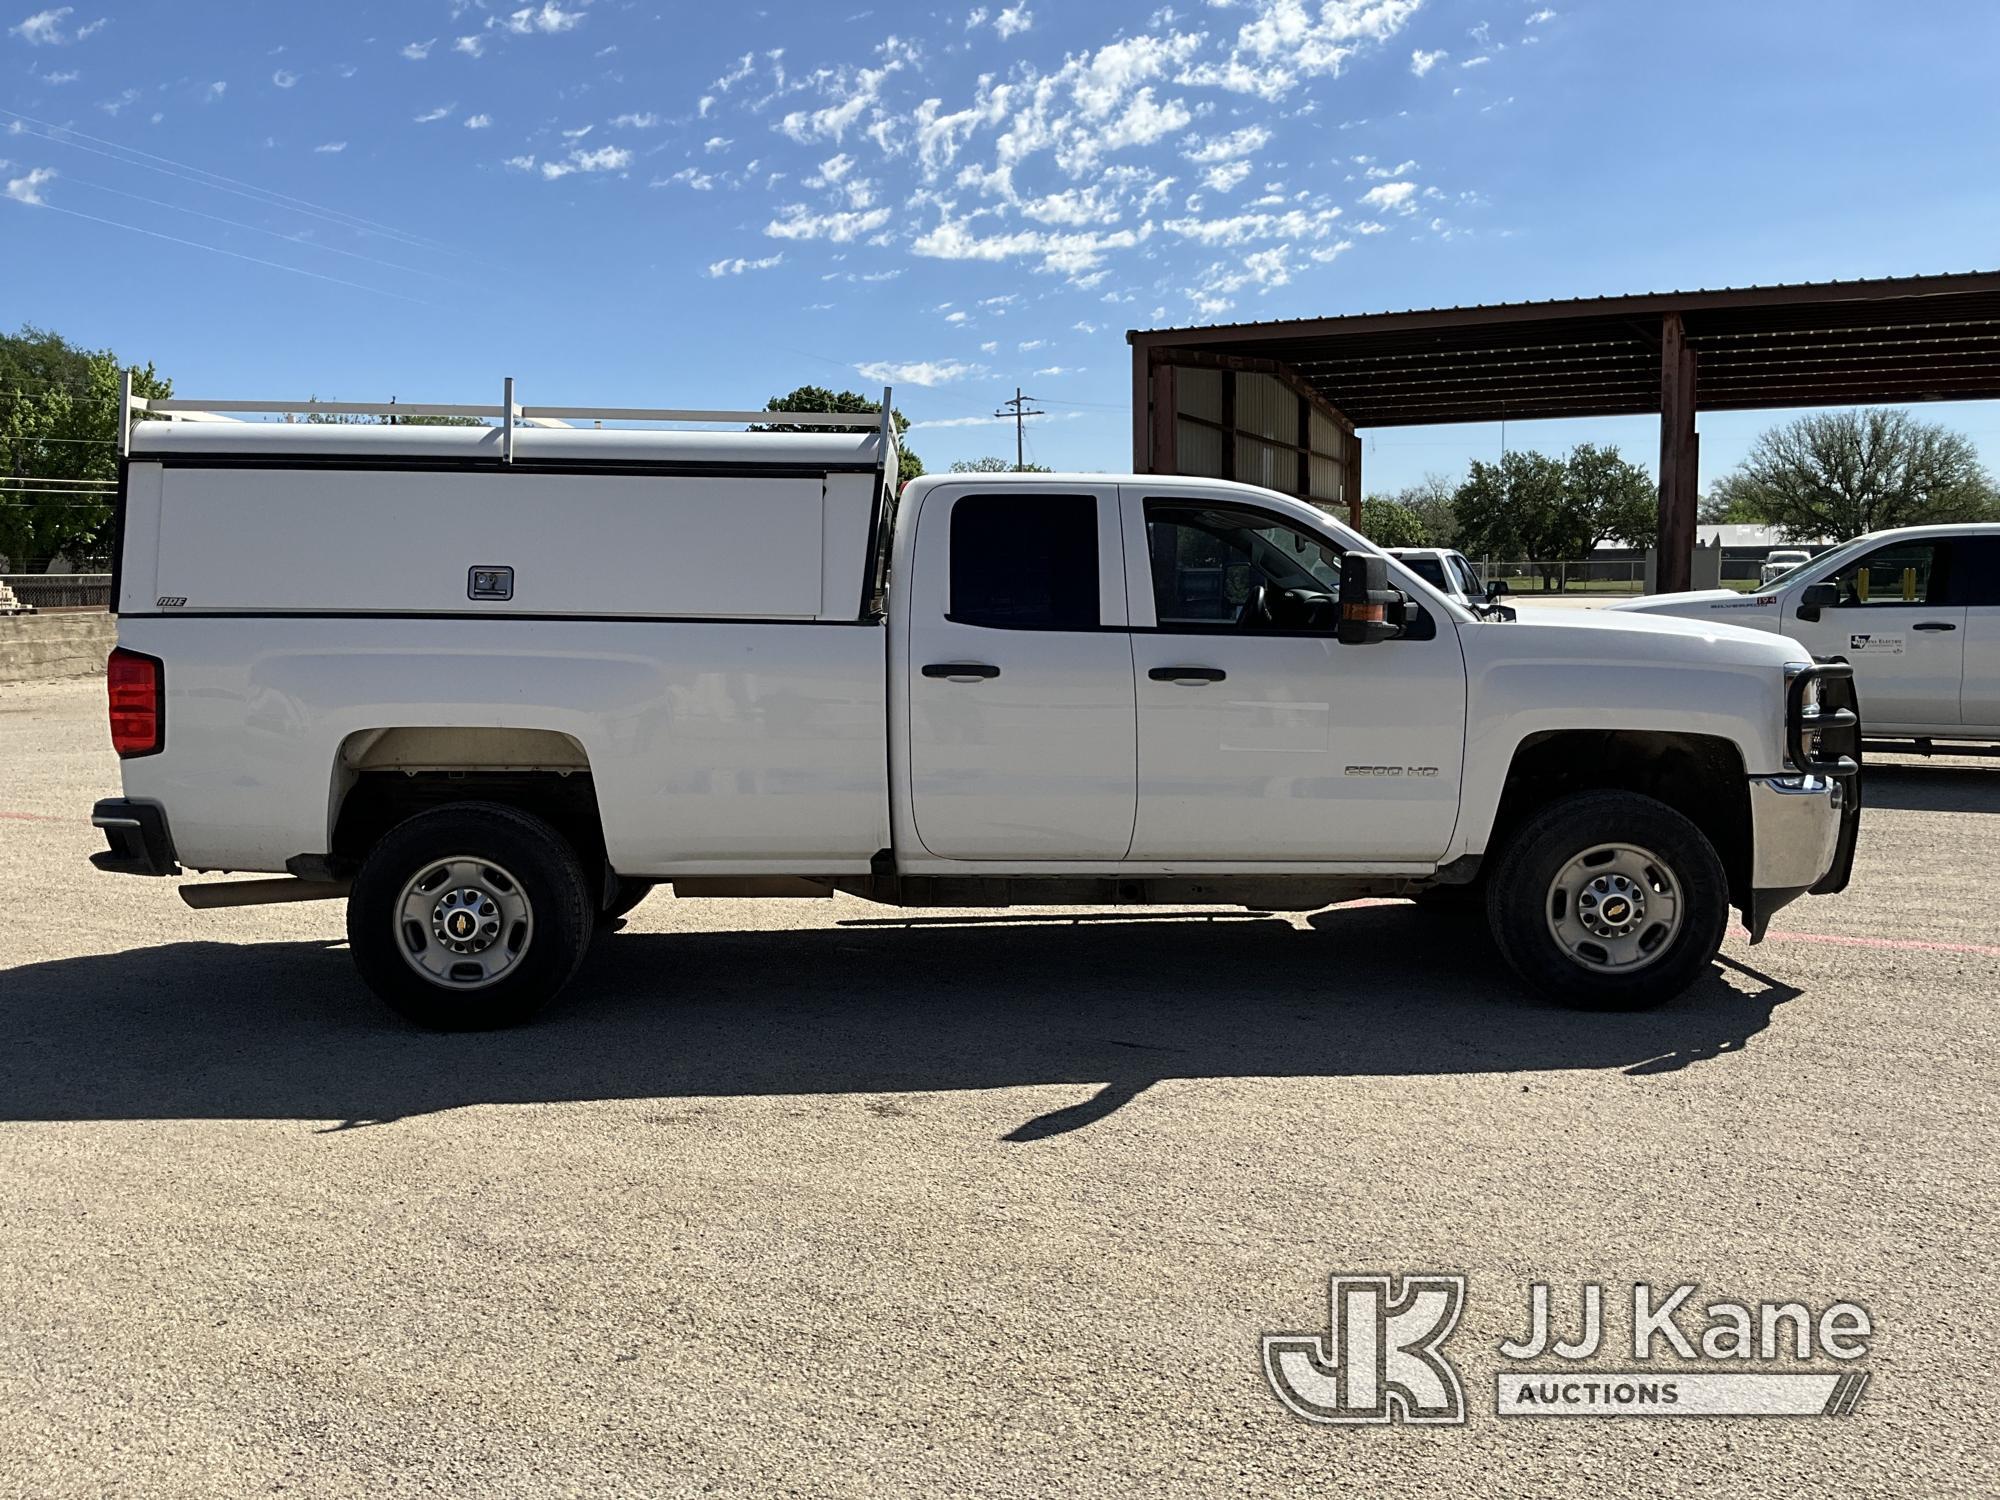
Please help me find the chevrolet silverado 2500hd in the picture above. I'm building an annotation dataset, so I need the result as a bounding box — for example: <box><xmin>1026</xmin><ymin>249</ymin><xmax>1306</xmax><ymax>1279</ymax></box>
<box><xmin>89</xmin><ymin>386</ymin><xmax>1861</xmax><ymax>1028</ymax></box>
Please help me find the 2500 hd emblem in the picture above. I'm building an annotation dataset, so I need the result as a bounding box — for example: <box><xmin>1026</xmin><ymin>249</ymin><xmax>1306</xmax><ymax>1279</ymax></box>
<box><xmin>1345</xmin><ymin>765</ymin><xmax>1440</xmax><ymax>777</ymax></box>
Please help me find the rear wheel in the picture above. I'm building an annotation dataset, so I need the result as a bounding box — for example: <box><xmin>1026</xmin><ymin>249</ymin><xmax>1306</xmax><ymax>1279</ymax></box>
<box><xmin>1485</xmin><ymin>790</ymin><xmax>1727</xmax><ymax>1010</ymax></box>
<box><xmin>347</xmin><ymin>802</ymin><xmax>594</xmax><ymax>1030</ymax></box>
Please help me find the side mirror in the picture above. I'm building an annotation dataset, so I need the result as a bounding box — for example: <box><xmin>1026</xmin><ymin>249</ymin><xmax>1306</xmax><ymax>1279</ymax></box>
<box><xmin>1337</xmin><ymin>553</ymin><xmax>1405</xmax><ymax>645</ymax></box>
<box><xmin>1485</xmin><ymin>578</ymin><xmax>1508</xmax><ymax>597</ymax></box>
<box><xmin>1796</xmin><ymin>581</ymin><xmax>1838</xmax><ymax>622</ymax></box>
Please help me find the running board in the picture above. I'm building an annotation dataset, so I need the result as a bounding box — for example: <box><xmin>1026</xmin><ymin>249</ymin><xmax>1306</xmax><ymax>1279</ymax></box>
<box><xmin>179</xmin><ymin>878</ymin><xmax>352</xmax><ymax>909</ymax></box>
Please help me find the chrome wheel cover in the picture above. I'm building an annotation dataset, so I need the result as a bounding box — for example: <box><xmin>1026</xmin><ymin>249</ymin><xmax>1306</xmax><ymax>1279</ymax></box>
<box><xmin>1545</xmin><ymin>843</ymin><xmax>1683</xmax><ymax>973</ymax></box>
<box><xmin>395</xmin><ymin>856</ymin><xmax>533</xmax><ymax>990</ymax></box>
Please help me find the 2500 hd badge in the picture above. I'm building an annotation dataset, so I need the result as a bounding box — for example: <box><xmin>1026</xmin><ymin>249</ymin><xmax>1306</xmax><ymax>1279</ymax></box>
<box><xmin>1344</xmin><ymin>765</ymin><xmax>1441</xmax><ymax>777</ymax></box>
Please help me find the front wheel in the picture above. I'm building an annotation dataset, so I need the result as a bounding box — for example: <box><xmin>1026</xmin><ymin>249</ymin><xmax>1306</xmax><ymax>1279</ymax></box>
<box><xmin>347</xmin><ymin>802</ymin><xmax>594</xmax><ymax>1030</ymax></box>
<box><xmin>1485</xmin><ymin>790</ymin><xmax>1728</xmax><ymax>1011</ymax></box>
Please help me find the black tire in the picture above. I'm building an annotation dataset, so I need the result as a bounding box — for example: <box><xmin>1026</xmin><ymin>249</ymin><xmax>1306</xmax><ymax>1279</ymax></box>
<box><xmin>347</xmin><ymin>801</ymin><xmax>594</xmax><ymax>1030</ymax></box>
<box><xmin>1485</xmin><ymin>790</ymin><xmax>1728</xmax><ymax>1011</ymax></box>
<box><xmin>597</xmin><ymin>876</ymin><xmax>655</xmax><ymax>927</ymax></box>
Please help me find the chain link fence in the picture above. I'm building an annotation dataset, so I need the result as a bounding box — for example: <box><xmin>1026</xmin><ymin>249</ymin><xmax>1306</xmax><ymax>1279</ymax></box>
<box><xmin>1478</xmin><ymin>559</ymin><xmax>1647</xmax><ymax>595</ymax></box>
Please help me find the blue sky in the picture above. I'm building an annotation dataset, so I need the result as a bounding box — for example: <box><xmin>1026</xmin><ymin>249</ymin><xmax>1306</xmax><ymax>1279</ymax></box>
<box><xmin>4</xmin><ymin>0</ymin><xmax>1997</xmax><ymax>488</ymax></box>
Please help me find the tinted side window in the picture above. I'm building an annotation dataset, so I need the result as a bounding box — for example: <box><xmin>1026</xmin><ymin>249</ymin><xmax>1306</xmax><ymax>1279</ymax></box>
<box><xmin>1951</xmin><ymin>538</ymin><xmax>2000</xmax><ymax>606</ymax></box>
<box><xmin>949</xmin><ymin>493</ymin><xmax>1099</xmax><ymax>629</ymax></box>
<box><xmin>1828</xmin><ymin>541</ymin><xmax>1945</xmax><ymax>607</ymax></box>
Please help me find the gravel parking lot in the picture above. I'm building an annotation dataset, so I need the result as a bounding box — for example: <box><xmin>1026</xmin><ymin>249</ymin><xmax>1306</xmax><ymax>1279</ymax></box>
<box><xmin>3</xmin><ymin>673</ymin><xmax>1995</xmax><ymax>1498</ymax></box>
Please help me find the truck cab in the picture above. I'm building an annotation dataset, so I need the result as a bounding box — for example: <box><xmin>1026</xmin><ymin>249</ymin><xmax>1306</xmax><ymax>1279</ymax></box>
<box><xmin>1611</xmin><ymin>522</ymin><xmax>2000</xmax><ymax>749</ymax></box>
<box><xmin>89</xmin><ymin>385</ymin><xmax>1862</xmax><ymax>1028</ymax></box>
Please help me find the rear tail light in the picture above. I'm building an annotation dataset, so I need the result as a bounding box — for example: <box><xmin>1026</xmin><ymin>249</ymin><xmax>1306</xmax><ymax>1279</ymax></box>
<box><xmin>107</xmin><ymin>647</ymin><xmax>164</xmax><ymax>758</ymax></box>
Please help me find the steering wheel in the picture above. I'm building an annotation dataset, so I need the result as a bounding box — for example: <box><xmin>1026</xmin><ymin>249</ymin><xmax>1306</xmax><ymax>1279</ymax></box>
<box><xmin>1239</xmin><ymin>582</ymin><xmax>1270</xmax><ymax>629</ymax></box>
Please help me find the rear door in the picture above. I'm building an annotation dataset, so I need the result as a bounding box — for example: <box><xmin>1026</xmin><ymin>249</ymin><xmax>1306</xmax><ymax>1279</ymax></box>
<box><xmin>903</xmin><ymin>485</ymin><xmax>1136</xmax><ymax>859</ymax></box>
<box><xmin>1955</xmin><ymin>536</ymin><xmax>2000</xmax><ymax>732</ymax></box>
<box><xmin>1788</xmin><ymin>537</ymin><xmax>1966</xmax><ymax>728</ymax></box>
<box><xmin>1121</xmin><ymin>489</ymin><xmax>1467</xmax><ymax>862</ymax></box>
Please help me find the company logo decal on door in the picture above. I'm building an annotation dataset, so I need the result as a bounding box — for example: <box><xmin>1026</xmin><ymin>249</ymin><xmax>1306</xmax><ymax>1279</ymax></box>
<box><xmin>1848</xmin><ymin>634</ymin><xmax>1904</xmax><ymax>655</ymax></box>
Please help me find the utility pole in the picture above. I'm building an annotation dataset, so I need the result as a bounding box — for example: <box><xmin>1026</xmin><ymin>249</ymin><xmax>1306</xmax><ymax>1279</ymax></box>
<box><xmin>994</xmin><ymin>387</ymin><xmax>1045</xmax><ymax>471</ymax></box>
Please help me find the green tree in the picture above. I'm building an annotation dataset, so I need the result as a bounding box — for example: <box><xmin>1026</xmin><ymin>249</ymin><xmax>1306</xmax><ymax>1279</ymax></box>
<box><xmin>1358</xmin><ymin>496</ymin><xmax>1428</xmax><ymax>547</ymax></box>
<box><xmin>1450</xmin><ymin>443</ymin><xmax>1653</xmax><ymax>591</ymax></box>
<box><xmin>0</xmin><ymin>325</ymin><xmax>171</xmax><ymax>569</ymax></box>
<box><xmin>1718</xmin><ymin>408</ymin><xmax>1999</xmax><ymax>541</ymax></box>
<box><xmin>949</xmin><ymin>455</ymin><xmax>1051</xmax><ymax>473</ymax></box>
<box><xmin>758</xmin><ymin>385</ymin><xmax>924</xmax><ymax>485</ymax></box>
<box><xmin>1562</xmin><ymin>442</ymin><xmax>1656</xmax><ymax>550</ymax></box>
<box><xmin>1700</xmin><ymin>472</ymin><xmax>1768</xmax><ymax>524</ymax></box>
<box><xmin>1374</xmin><ymin>473</ymin><xmax>1460</xmax><ymax>548</ymax></box>
<box><xmin>1450</xmin><ymin>450</ymin><xmax>1568</xmax><ymax>586</ymax></box>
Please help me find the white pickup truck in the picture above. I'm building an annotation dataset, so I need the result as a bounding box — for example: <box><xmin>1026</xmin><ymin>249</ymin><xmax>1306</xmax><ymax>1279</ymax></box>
<box><xmin>90</xmin><ymin>387</ymin><xmax>1861</xmax><ymax>1028</ymax></box>
<box><xmin>1611</xmin><ymin>522</ymin><xmax>2000</xmax><ymax>751</ymax></box>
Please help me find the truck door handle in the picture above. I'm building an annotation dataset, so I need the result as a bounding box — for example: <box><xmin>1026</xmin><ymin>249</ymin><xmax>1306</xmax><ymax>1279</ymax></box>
<box><xmin>1912</xmin><ymin>621</ymin><xmax>1957</xmax><ymax>632</ymax></box>
<box><xmin>922</xmin><ymin>662</ymin><xmax>1001</xmax><ymax>680</ymax></box>
<box><xmin>1149</xmin><ymin>665</ymin><xmax>1227</xmax><ymax>684</ymax></box>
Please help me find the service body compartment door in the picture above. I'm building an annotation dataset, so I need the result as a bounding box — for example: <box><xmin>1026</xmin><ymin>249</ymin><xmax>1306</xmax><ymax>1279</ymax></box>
<box><xmin>1121</xmin><ymin>488</ymin><xmax>1466</xmax><ymax>862</ymax></box>
<box><xmin>904</xmin><ymin>486</ymin><xmax>1136</xmax><ymax>859</ymax></box>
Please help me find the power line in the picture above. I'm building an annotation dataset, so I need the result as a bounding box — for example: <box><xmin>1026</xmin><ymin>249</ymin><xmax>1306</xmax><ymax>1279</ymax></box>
<box><xmin>993</xmin><ymin>388</ymin><xmax>1045</xmax><ymax>472</ymax></box>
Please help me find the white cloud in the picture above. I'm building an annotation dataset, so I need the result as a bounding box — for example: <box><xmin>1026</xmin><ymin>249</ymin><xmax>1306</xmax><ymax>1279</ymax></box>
<box><xmin>541</xmin><ymin>144</ymin><xmax>632</xmax><ymax>179</ymax></box>
<box><xmin>454</xmin><ymin>35</ymin><xmax>485</xmax><ymax>57</ymax></box>
<box><xmin>764</xmin><ymin>204</ymin><xmax>892</xmax><ymax>241</ymax></box>
<box><xmin>314</xmin><ymin>140</ymin><xmax>346</xmax><ymax>153</ymax></box>
<box><xmin>272</xmin><ymin>68</ymin><xmax>298</xmax><ymax>88</ymax></box>
<box><xmin>707</xmin><ymin>252</ymin><xmax>783</xmax><ymax>276</ymax></box>
<box><xmin>1410</xmin><ymin>47</ymin><xmax>1446</xmax><ymax>76</ymax></box>
<box><xmin>656</xmin><ymin>166</ymin><xmax>715</xmax><ymax>189</ymax></box>
<box><xmin>402</xmin><ymin>38</ymin><xmax>435</xmax><ymax>61</ymax></box>
<box><xmin>5</xmin><ymin>165</ymin><xmax>54</xmax><ymax>204</ymax></box>
<box><xmin>1460</xmin><ymin>55</ymin><xmax>1491</xmax><ymax>68</ymax></box>
<box><xmin>703</xmin><ymin>134</ymin><xmax>731</xmax><ymax>151</ymax></box>
<box><xmin>945</xmin><ymin>310</ymin><xmax>969</xmax><ymax>323</ymax></box>
<box><xmin>1359</xmin><ymin>179</ymin><xmax>1418</xmax><ymax>213</ymax></box>
<box><xmin>1182</xmin><ymin>125</ymin><xmax>1271</xmax><ymax>164</ymax></box>
<box><xmin>1527</xmin><ymin>8</ymin><xmax>1557</xmax><ymax>23</ymax></box>
<box><xmin>39</xmin><ymin>67</ymin><xmax>76</xmax><ymax>83</ymax></box>
<box><xmin>610</xmin><ymin>112</ymin><xmax>660</xmax><ymax>129</ymax></box>
<box><xmin>504</xmin><ymin>154</ymin><xmax>537</xmax><ymax>171</ymax></box>
<box><xmin>205</xmin><ymin>81</ymin><xmax>226</xmax><ymax>100</ymax></box>
<box><xmin>913</xmin><ymin>218</ymin><xmax>1154</xmax><ymax>279</ymax></box>
<box><xmin>1186</xmin><ymin>0</ymin><xmax>1423</xmax><ymax>98</ymax></box>
<box><xmin>854</xmin><ymin>358</ymin><xmax>985</xmax><ymax>387</ymax></box>
<box><xmin>506</xmin><ymin>3</ymin><xmax>583</xmax><ymax>34</ymax></box>
<box><xmin>1202</xmin><ymin>160</ymin><xmax>1252</xmax><ymax>192</ymax></box>
<box><xmin>75</xmin><ymin>15</ymin><xmax>105</xmax><ymax>40</ymax></box>
<box><xmin>562</xmin><ymin>124</ymin><xmax>592</xmax><ymax>139</ymax></box>
<box><xmin>464</xmin><ymin>113</ymin><xmax>491</xmax><ymax>129</ymax></box>
<box><xmin>993</xmin><ymin>4</ymin><xmax>1033</xmax><ymax>39</ymax></box>
<box><xmin>95</xmin><ymin>86</ymin><xmax>136</xmax><ymax>114</ymax></box>
<box><xmin>1017</xmin><ymin>339</ymin><xmax>1045</xmax><ymax>351</ymax></box>
<box><xmin>10</xmin><ymin>7</ymin><xmax>70</xmax><ymax>45</ymax></box>
<box><xmin>414</xmin><ymin>104</ymin><xmax>453</xmax><ymax>123</ymax></box>
<box><xmin>1161</xmin><ymin>206</ymin><xmax>1343</xmax><ymax>245</ymax></box>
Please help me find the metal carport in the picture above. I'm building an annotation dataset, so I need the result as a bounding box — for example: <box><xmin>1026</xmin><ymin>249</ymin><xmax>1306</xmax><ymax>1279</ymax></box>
<box><xmin>1129</xmin><ymin>270</ymin><xmax>2000</xmax><ymax>591</ymax></box>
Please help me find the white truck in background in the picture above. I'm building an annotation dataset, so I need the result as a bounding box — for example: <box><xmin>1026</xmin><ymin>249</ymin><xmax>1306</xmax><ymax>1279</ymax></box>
<box><xmin>91</xmin><ymin>384</ymin><xmax>1861</xmax><ymax>1029</ymax></box>
<box><xmin>1612</xmin><ymin>522</ymin><xmax>2000</xmax><ymax>752</ymax></box>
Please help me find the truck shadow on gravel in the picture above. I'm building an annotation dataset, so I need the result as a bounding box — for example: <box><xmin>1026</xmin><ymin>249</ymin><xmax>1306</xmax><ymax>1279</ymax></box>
<box><xmin>0</xmin><ymin>903</ymin><xmax>1801</xmax><ymax>1137</ymax></box>
<box><xmin>1864</xmin><ymin>762</ymin><xmax>2000</xmax><ymax>815</ymax></box>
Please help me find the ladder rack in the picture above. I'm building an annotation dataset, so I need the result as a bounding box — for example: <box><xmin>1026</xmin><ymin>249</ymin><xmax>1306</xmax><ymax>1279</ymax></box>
<box><xmin>119</xmin><ymin>373</ymin><xmax>899</xmax><ymax>471</ymax></box>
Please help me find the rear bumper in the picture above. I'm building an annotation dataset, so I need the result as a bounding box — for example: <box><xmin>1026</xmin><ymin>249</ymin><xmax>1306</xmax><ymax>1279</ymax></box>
<box><xmin>90</xmin><ymin>798</ymin><xmax>180</xmax><ymax>876</ymax></box>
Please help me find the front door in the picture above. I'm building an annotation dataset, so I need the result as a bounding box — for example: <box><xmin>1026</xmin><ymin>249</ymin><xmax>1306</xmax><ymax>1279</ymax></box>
<box><xmin>904</xmin><ymin>485</ymin><xmax>1136</xmax><ymax>859</ymax></box>
<box><xmin>1121</xmin><ymin>489</ymin><xmax>1467</xmax><ymax>862</ymax></box>
<box><xmin>1789</xmin><ymin>537</ymin><xmax>1966</xmax><ymax>728</ymax></box>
